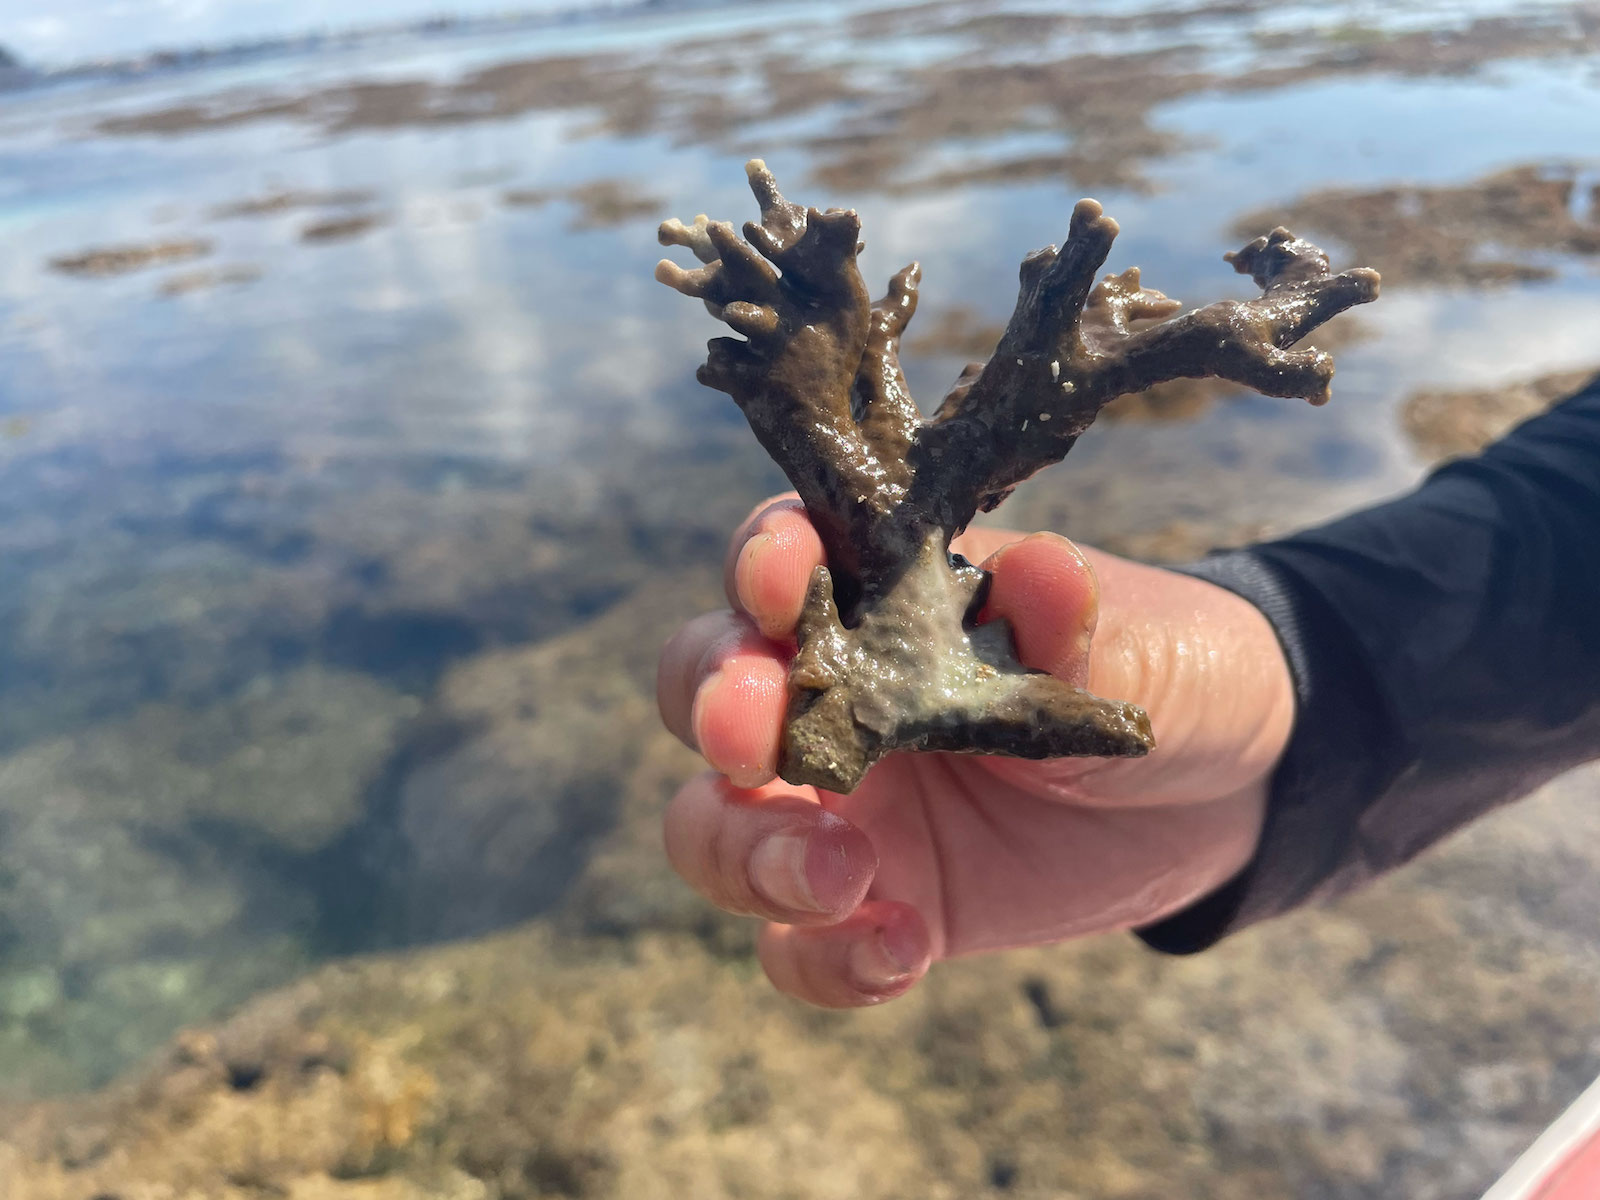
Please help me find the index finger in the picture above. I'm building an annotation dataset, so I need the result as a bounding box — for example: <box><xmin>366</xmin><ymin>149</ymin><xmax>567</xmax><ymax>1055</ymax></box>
<box><xmin>723</xmin><ymin>493</ymin><xmax>825</xmax><ymax>639</ymax></box>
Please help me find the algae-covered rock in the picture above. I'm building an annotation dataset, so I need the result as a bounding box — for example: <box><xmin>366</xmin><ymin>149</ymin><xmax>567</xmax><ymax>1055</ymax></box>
<box><xmin>338</xmin><ymin>573</ymin><xmax>720</xmax><ymax>945</ymax></box>
<box><xmin>0</xmin><ymin>668</ymin><xmax>419</xmax><ymax>1097</ymax></box>
<box><xmin>5</xmin><ymin>761</ymin><xmax>1599</xmax><ymax>1200</ymax></box>
<box><xmin>1403</xmin><ymin>366</ymin><xmax>1599</xmax><ymax>463</ymax></box>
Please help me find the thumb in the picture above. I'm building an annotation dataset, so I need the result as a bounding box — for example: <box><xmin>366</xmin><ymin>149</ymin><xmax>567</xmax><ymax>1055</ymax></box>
<box><xmin>980</xmin><ymin>539</ymin><xmax>1296</xmax><ymax>808</ymax></box>
<box><xmin>978</xmin><ymin>531</ymin><xmax>1099</xmax><ymax>689</ymax></box>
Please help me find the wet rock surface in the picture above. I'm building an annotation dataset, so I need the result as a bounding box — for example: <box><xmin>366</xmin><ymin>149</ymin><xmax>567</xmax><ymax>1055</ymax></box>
<box><xmin>4</xmin><ymin>762</ymin><xmax>1599</xmax><ymax>1199</ymax></box>
<box><xmin>158</xmin><ymin>264</ymin><xmax>263</xmax><ymax>296</ymax></box>
<box><xmin>210</xmin><ymin>189</ymin><xmax>378</xmax><ymax>220</ymax></box>
<box><xmin>299</xmin><ymin>214</ymin><xmax>386</xmax><ymax>244</ymax></box>
<box><xmin>49</xmin><ymin>239</ymin><xmax>212</xmax><ymax>277</ymax></box>
<box><xmin>1235</xmin><ymin>166</ymin><xmax>1600</xmax><ymax>286</ymax></box>
<box><xmin>81</xmin><ymin>3</ymin><xmax>1600</xmax><ymax>200</ymax></box>
<box><xmin>499</xmin><ymin>179</ymin><xmax>668</xmax><ymax>229</ymax></box>
<box><xmin>1403</xmin><ymin>365</ymin><xmax>1600</xmax><ymax>461</ymax></box>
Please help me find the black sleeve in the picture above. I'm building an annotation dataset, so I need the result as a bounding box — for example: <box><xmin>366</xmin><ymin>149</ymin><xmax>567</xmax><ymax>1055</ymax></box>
<box><xmin>1138</xmin><ymin>374</ymin><xmax>1600</xmax><ymax>954</ymax></box>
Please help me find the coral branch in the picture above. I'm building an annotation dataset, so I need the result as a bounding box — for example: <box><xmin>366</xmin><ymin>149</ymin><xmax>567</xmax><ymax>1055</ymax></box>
<box><xmin>656</xmin><ymin>161</ymin><xmax>908</xmax><ymax>585</ymax></box>
<box><xmin>657</xmin><ymin>163</ymin><xmax>1379</xmax><ymax>792</ymax></box>
<box><xmin>853</xmin><ymin>263</ymin><xmax>924</xmax><ymax>464</ymax></box>
<box><xmin>1107</xmin><ymin>227</ymin><xmax>1382</xmax><ymax>405</ymax></box>
<box><xmin>917</xmin><ymin>203</ymin><xmax>1380</xmax><ymax>524</ymax></box>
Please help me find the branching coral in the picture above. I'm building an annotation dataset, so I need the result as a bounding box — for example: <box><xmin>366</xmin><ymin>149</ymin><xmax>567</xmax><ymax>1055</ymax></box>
<box><xmin>658</xmin><ymin>161</ymin><xmax>1379</xmax><ymax>792</ymax></box>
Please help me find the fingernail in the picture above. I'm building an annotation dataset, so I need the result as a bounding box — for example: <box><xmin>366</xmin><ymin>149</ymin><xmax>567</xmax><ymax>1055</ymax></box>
<box><xmin>1079</xmin><ymin>552</ymin><xmax>1100</xmax><ymax>639</ymax></box>
<box><xmin>1075</xmin><ymin>629</ymin><xmax>1094</xmax><ymax>664</ymax></box>
<box><xmin>734</xmin><ymin>532</ymin><xmax>772</xmax><ymax>616</ymax></box>
<box><xmin>689</xmin><ymin>668</ymin><xmax>725</xmax><ymax>753</ymax></box>
<box><xmin>750</xmin><ymin>831</ymin><xmax>825</xmax><ymax>913</ymax></box>
<box><xmin>849</xmin><ymin>926</ymin><xmax>920</xmax><ymax>992</ymax></box>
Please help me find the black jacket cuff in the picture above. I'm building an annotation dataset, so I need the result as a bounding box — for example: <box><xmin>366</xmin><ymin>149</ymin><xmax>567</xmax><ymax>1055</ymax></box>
<box><xmin>1135</xmin><ymin>550</ymin><xmax>1397</xmax><ymax>954</ymax></box>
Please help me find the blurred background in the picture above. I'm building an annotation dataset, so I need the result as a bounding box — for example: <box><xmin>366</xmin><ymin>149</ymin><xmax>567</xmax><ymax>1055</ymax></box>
<box><xmin>0</xmin><ymin>0</ymin><xmax>1598</xmax><ymax>1195</ymax></box>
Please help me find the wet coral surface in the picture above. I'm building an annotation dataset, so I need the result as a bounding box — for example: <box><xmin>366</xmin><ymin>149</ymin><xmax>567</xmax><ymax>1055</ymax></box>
<box><xmin>1</xmin><ymin>0</ymin><xmax>1599</xmax><ymax>1195</ymax></box>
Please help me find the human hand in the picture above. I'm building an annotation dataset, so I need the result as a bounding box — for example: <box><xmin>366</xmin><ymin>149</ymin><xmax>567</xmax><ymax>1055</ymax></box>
<box><xmin>657</xmin><ymin>494</ymin><xmax>1295</xmax><ymax>1007</ymax></box>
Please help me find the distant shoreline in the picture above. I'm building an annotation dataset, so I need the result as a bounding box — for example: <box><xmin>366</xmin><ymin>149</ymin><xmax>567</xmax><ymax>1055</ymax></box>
<box><xmin>0</xmin><ymin>0</ymin><xmax>767</xmax><ymax>93</ymax></box>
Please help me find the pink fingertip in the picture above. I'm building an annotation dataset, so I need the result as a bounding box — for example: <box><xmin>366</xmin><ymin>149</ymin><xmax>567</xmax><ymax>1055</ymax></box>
<box><xmin>983</xmin><ymin>532</ymin><xmax>1098</xmax><ymax>684</ymax></box>
<box><xmin>879</xmin><ymin>910</ymin><xmax>930</xmax><ymax>974</ymax></box>
<box><xmin>737</xmin><ymin>511</ymin><xmax>824</xmax><ymax>637</ymax></box>
<box><xmin>691</xmin><ymin>655</ymin><xmax>787</xmax><ymax>787</ymax></box>
<box><xmin>733</xmin><ymin>532</ymin><xmax>775</xmax><ymax>620</ymax></box>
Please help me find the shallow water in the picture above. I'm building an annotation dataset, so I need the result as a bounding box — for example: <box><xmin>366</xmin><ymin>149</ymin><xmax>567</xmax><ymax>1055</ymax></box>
<box><xmin>1</xmin><ymin>0</ymin><xmax>1598</xmax><ymax>1193</ymax></box>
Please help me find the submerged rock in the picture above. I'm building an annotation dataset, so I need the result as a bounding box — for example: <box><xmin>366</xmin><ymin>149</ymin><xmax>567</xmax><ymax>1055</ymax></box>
<box><xmin>1403</xmin><ymin>366</ymin><xmax>1600</xmax><ymax>463</ymax></box>
<box><xmin>0</xmin><ymin>668</ymin><xmax>419</xmax><ymax>1097</ymax></box>
<box><xmin>48</xmin><ymin>239</ymin><xmax>212</xmax><ymax>278</ymax></box>
<box><xmin>5</xmin><ymin>765</ymin><xmax>1599</xmax><ymax>1199</ymax></box>
<box><xmin>330</xmin><ymin>572</ymin><xmax>718</xmax><ymax>945</ymax></box>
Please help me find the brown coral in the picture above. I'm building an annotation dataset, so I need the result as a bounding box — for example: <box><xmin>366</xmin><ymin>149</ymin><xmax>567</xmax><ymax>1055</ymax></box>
<box><xmin>657</xmin><ymin>161</ymin><xmax>1379</xmax><ymax>792</ymax></box>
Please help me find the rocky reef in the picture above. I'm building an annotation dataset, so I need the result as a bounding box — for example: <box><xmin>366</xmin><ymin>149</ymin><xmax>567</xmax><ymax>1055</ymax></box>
<box><xmin>0</xmin><ymin>667</ymin><xmax>419</xmax><ymax>1097</ymax></box>
<box><xmin>49</xmin><ymin>239</ymin><xmax>212</xmax><ymax>278</ymax></box>
<box><xmin>1403</xmin><ymin>366</ymin><xmax>1600</xmax><ymax>461</ymax></box>
<box><xmin>1235</xmin><ymin>166</ymin><xmax>1600</xmax><ymax>286</ymax></box>
<box><xmin>5</xmin><ymin>752</ymin><xmax>1597</xmax><ymax>1200</ymax></box>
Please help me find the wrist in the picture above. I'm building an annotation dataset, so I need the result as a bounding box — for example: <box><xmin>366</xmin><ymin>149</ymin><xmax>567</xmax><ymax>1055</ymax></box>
<box><xmin>1139</xmin><ymin>548</ymin><xmax>1393</xmax><ymax>953</ymax></box>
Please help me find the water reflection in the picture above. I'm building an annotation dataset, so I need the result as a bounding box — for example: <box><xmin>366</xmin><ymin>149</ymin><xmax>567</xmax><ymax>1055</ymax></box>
<box><xmin>0</xmin><ymin>1</ymin><xmax>1598</xmax><ymax>1196</ymax></box>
